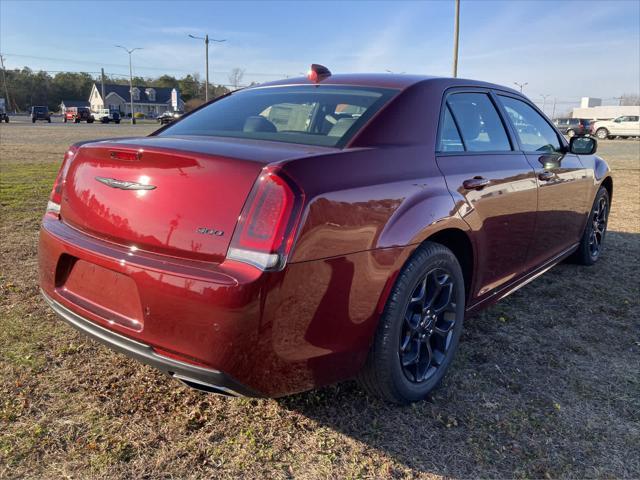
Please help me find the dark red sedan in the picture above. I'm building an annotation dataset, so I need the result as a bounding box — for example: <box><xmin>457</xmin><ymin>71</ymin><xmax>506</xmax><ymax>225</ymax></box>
<box><xmin>39</xmin><ymin>67</ymin><xmax>612</xmax><ymax>403</ymax></box>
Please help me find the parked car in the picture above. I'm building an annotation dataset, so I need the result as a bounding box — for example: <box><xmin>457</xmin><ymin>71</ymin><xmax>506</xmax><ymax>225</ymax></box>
<box><xmin>64</xmin><ymin>107</ymin><xmax>94</xmax><ymax>124</ymax></box>
<box><xmin>157</xmin><ymin>110</ymin><xmax>183</xmax><ymax>125</ymax></box>
<box><xmin>591</xmin><ymin>115</ymin><xmax>640</xmax><ymax>139</ymax></box>
<box><xmin>553</xmin><ymin>117</ymin><xmax>591</xmax><ymax>137</ymax></box>
<box><xmin>92</xmin><ymin>108</ymin><xmax>121</xmax><ymax>124</ymax></box>
<box><xmin>0</xmin><ymin>98</ymin><xmax>8</xmax><ymax>123</ymax></box>
<box><xmin>31</xmin><ymin>106</ymin><xmax>51</xmax><ymax>123</ymax></box>
<box><xmin>39</xmin><ymin>68</ymin><xmax>612</xmax><ymax>403</ymax></box>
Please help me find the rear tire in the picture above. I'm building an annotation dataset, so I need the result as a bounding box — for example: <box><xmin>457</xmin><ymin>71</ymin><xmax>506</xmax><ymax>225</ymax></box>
<box><xmin>47</xmin><ymin>118</ymin><xmax>51</xmax><ymax>123</ymax></box>
<box><xmin>358</xmin><ymin>242</ymin><xmax>465</xmax><ymax>404</ymax></box>
<box><xmin>572</xmin><ymin>186</ymin><xmax>610</xmax><ymax>265</ymax></box>
<box><xmin>567</xmin><ymin>129</ymin><xmax>576</xmax><ymax>138</ymax></box>
<box><xmin>32</xmin><ymin>118</ymin><xmax>36</xmax><ymax>123</ymax></box>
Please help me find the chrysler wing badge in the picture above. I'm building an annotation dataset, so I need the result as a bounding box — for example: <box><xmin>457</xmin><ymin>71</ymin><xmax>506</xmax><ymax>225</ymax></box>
<box><xmin>95</xmin><ymin>177</ymin><xmax>157</xmax><ymax>191</ymax></box>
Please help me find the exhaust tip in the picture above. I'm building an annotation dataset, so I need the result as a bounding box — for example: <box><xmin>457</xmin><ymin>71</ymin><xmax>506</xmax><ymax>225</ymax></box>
<box><xmin>172</xmin><ymin>374</ymin><xmax>240</xmax><ymax>397</ymax></box>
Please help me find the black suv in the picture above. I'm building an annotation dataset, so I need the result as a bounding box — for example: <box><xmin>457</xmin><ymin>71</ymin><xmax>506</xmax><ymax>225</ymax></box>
<box><xmin>31</xmin><ymin>106</ymin><xmax>51</xmax><ymax>123</ymax></box>
<box><xmin>553</xmin><ymin>117</ymin><xmax>591</xmax><ymax>137</ymax></box>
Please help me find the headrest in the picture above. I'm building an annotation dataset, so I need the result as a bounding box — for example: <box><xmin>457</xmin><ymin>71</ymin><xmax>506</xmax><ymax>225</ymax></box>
<box><xmin>243</xmin><ymin>116</ymin><xmax>277</xmax><ymax>133</ymax></box>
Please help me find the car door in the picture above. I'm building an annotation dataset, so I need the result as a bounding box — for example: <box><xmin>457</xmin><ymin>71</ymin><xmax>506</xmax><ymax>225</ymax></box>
<box><xmin>610</xmin><ymin>116</ymin><xmax>626</xmax><ymax>135</ymax></box>
<box><xmin>496</xmin><ymin>94</ymin><xmax>591</xmax><ymax>267</ymax></box>
<box><xmin>436</xmin><ymin>90</ymin><xmax>538</xmax><ymax>300</ymax></box>
<box><xmin>622</xmin><ymin>115</ymin><xmax>640</xmax><ymax>135</ymax></box>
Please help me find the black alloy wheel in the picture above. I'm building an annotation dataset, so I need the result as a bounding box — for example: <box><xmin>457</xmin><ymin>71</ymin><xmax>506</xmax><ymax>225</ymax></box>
<box><xmin>399</xmin><ymin>268</ymin><xmax>457</xmax><ymax>384</ymax></box>
<box><xmin>358</xmin><ymin>241</ymin><xmax>465</xmax><ymax>404</ymax></box>
<box><xmin>589</xmin><ymin>194</ymin><xmax>608</xmax><ymax>258</ymax></box>
<box><xmin>572</xmin><ymin>186</ymin><xmax>610</xmax><ymax>266</ymax></box>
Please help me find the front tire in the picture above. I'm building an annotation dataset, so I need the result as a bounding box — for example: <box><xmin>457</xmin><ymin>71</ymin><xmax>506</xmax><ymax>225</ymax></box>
<box><xmin>596</xmin><ymin>128</ymin><xmax>609</xmax><ymax>140</ymax></box>
<box><xmin>572</xmin><ymin>186</ymin><xmax>610</xmax><ymax>265</ymax></box>
<box><xmin>567</xmin><ymin>129</ymin><xmax>576</xmax><ymax>138</ymax></box>
<box><xmin>358</xmin><ymin>242</ymin><xmax>465</xmax><ymax>404</ymax></box>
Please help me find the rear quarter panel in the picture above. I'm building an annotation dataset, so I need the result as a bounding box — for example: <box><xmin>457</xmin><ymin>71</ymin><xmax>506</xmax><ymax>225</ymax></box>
<box><xmin>283</xmin><ymin>145</ymin><xmax>463</xmax><ymax>263</ymax></box>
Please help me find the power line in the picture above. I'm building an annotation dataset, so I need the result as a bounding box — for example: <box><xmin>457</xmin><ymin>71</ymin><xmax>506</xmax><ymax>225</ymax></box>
<box><xmin>1</xmin><ymin>52</ymin><xmax>289</xmax><ymax>78</ymax></box>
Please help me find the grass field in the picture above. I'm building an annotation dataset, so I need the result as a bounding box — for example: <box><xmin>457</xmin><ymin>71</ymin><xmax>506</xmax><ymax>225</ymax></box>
<box><xmin>1</xmin><ymin>122</ymin><xmax>639</xmax><ymax>479</ymax></box>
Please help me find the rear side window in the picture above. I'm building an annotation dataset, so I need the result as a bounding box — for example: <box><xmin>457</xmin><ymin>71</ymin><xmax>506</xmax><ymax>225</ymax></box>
<box><xmin>447</xmin><ymin>93</ymin><xmax>511</xmax><ymax>152</ymax></box>
<box><xmin>498</xmin><ymin>96</ymin><xmax>561</xmax><ymax>153</ymax></box>
<box><xmin>438</xmin><ymin>106</ymin><xmax>464</xmax><ymax>152</ymax></box>
<box><xmin>159</xmin><ymin>85</ymin><xmax>397</xmax><ymax>147</ymax></box>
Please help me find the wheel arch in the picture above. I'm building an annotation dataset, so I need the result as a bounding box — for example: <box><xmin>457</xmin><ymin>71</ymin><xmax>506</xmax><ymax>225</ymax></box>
<box><xmin>601</xmin><ymin>175</ymin><xmax>613</xmax><ymax>201</ymax></box>
<box><xmin>423</xmin><ymin>228</ymin><xmax>474</xmax><ymax>304</ymax></box>
<box><xmin>376</xmin><ymin>226</ymin><xmax>475</xmax><ymax>315</ymax></box>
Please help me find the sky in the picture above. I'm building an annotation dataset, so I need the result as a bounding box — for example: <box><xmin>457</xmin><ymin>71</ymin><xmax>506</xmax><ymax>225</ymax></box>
<box><xmin>1</xmin><ymin>0</ymin><xmax>639</xmax><ymax>113</ymax></box>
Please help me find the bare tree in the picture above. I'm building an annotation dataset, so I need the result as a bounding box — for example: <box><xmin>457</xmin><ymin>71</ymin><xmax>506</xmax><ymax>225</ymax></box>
<box><xmin>619</xmin><ymin>93</ymin><xmax>640</xmax><ymax>106</ymax></box>
<box><xmin>228</xmin><ymin>68</ymin><xmax>245</xmax><ymax>90</ymax></box>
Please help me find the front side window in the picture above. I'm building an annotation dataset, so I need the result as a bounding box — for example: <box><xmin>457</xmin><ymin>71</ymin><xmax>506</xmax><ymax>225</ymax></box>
<box><xmin>498</xmin><ymin>96</ymin><xmax>561</xmax><ymax>153</ymax></box>
<box><xmin>159</xmin><ymin>85</ymin><xmax>397</xmax><ymax>147</ymax></box>
<box><xmin>447</xmin><ymin>93</ymin><xmax>511</xmax><ymax>152</ymax></box>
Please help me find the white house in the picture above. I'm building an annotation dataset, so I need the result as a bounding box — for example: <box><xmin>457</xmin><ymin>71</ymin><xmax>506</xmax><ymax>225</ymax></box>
<box><xmin>89</xmin><ymin>83</ymin><xmax>184</xmax><ymax>116</ymax></box>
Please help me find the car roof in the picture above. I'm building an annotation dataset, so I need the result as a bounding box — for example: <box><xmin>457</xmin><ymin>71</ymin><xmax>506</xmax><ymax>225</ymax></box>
<box><xmin>255</xmin><ymin>73</ymin><xmax>521</xmax><ymax>94</ymax></box>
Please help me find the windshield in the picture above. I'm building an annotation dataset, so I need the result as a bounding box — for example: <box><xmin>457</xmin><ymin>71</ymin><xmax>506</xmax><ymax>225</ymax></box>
<box><xmin>158</xmin><ymin>85</ymin><xmax>397</xmax><ymax>147</ymax></box>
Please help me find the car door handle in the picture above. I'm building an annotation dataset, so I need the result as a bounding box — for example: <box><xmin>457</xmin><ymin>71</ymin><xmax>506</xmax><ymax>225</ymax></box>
<box><xmin>538</xmin><ymin>171</ymin><xmax>555</xmax><ymax>181</ymax></box>
<box><xmin>463</xmin><ymin>177</ymin><xmax>491</xmax><ymax>190</ymax></box>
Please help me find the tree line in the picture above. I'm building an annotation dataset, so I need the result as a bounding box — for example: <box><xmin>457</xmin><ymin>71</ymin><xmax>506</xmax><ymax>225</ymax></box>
<box><xmin>0</xmin><ymin>67</ymin><xmax>244</xmax><ymax>112</ymax></box>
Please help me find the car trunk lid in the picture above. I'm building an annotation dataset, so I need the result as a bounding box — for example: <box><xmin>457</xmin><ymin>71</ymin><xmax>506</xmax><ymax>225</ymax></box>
<box><xmin>61</xmin><ymin>136</ymin><xmax>331</xmax><ymax>263</ymax></box>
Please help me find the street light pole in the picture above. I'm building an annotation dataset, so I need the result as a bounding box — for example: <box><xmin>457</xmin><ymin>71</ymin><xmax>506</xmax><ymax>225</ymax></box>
<box><xmin>115</xmin><ymin>45</ymin><xmax>142</xmax><ymax>124</ymax></box>
<box><xmin>452</xmin><ymin>0</ymin><xmax>460</xmax><ymax>78</ymax></box>
<box><xmin>189</xmin><ymin>34</ymin><xmax>226</xmax><ymax>102</ymax></box>
<box><xmin>514</xmin><ymin>81</ymin><xmax>528</xmax><ymax>93</ymax></box>
<box><xmin>540</xmin><ymin>94</ymin><xmax>550</xmax><ymax>115</ymax></box>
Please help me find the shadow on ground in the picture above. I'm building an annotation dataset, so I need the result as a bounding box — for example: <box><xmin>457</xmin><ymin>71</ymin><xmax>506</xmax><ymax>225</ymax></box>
<box><xmin>278</xmin><ymin>231</ymin><xmax>640</xmax><ymax>478</ymax></box>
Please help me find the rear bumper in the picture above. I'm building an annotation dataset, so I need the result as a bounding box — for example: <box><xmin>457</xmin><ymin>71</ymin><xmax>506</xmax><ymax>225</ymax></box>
<box><xmin>38</xmin><ymin>216</ymin><xmax>404</xmax><ymax>397</ymax></box>
<box><xmin>41</xmin><ymin>289</ymin><xmax>260</xmax><ymax>397</ymax></box>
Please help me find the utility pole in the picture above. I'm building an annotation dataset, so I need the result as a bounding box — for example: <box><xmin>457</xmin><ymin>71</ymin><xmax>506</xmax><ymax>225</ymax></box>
<box><xmin>540</xmin><ymin>94</ymin><xmax>550</xmax><ymax>115</ymax></box>
<box><xmin>452</xmin><ymin>0</ymin><xmax>460</xmax><ymax>78</ymax></box>
<box><xmin>100</xmin><ymin>68</ymin><xmax>106</xmax><ymax>108</ymax></box>
<box><xmin>189</xmin><ymin>33</ymin><xmax>226</xmax><ymax>102</ymax></box>
<box><xmin>514</xmin><ymin>81</ymin><xmax>528</xmax><ymax>93</ymax></box>
<box><xmin>115</xmin><ymin>45</ymin><xmax>142</xmax><ymax>124</ymax></box>
<box><xmin>551</xmin><ymin>97</ymin><xmax>557</xmax><ymax>119</ymax></box>
<box><xmin>0</xmin><ymin>54</ymin><xmax>13</xmax><ymax>113</ymax></box>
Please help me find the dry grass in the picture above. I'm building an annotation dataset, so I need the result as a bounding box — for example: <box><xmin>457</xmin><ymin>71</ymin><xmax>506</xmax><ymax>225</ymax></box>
<box><xmin>1</xmin><ymin>121</ymin><xmax>639</xmax><ymax>479</ymax></box>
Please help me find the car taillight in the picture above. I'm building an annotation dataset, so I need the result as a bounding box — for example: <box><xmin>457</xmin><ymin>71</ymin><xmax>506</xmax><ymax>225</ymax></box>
<box><xmin>46</xmin><ymin>145</ymin><xmax>78</xmax><ymax>216</ymax></box>
<box><xmin>227</xmin><ymin>167</ymin><xmax>304</xmax><ymax>271</ymax></box>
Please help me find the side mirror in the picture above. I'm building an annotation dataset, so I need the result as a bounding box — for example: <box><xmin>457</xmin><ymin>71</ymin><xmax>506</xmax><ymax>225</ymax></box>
<box><xmin>569</xmin><ymin>136</ymin><xmax>597</xmax><ymax>155</ymax></box>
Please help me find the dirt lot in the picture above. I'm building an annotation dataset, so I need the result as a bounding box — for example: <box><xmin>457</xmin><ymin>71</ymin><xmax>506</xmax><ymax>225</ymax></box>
<box><xmin>1</xmin><ymin>122</ymin><xmax>639</xmax><ymax>479</ymax></box>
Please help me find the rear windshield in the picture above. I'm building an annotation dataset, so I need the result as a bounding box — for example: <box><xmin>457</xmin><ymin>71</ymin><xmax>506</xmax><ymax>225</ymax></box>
<box><xmin>158</xmin><ymin>85</ymin><xmax>397</xmax><ymax>147</ymax></box>
<box><xmin>33</xmin><ymin>106</ymin><xmax>47</xmax><ymax>112</ymax></box>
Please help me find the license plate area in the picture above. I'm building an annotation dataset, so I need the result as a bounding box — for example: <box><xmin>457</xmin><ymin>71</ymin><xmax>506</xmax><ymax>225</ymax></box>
<box><xmin>55</xmin><ymin>256</ymin><xmax>143</xmax><ymax>331</ymax></box>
